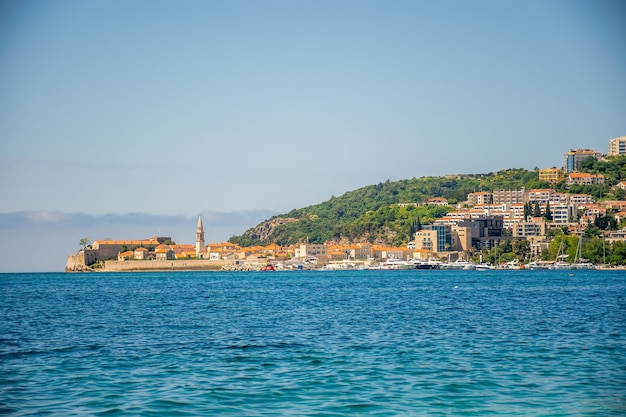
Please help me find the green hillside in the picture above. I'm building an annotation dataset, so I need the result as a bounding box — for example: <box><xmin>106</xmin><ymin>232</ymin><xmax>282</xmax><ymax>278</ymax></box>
<box><xmin>230</xmin><ymin>168</ymin><xmax>540</xmax><ymax>247</ymax></box>
<box><xmin>229</xmin><ymin>157</ymin><xmax>626</xmax><ymax>248</ymax></box>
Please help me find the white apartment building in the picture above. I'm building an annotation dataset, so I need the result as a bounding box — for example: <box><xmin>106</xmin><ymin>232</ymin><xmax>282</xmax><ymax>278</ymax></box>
<box><xmin>414</xmin><ymin>229</ymin><xmax>437</xmax><ymax>251</ymax></box>
<box><xmin>608</xmin><ymin>136</ymin><xmax>626</xmax><ymax>156</ymax></box>
<box><xmin>528</xmin><ymin>189</ymin><xmax>569</xmax><ymax>205</ymax></box>
<box><xmin>467</xmin><ymin>192</ymin><xmax>492</xmax><ymax>206</ymax></box>
<box><xmin>568</xmin><ymin>194</ymin><xmax>594</xmax><ymax>205</ymax></box>
<box><xmin>435</xmin><ymin>216</ymin><xmax>463</xmax><ymax>226</ymax></box>
<box><xmin>549</xmin><ymin>203</ymin><xmax>574</xmax><ymax>224</ymax></box>
<box><xmin>437</xmin><ymin>210</ymin><xmax>471</xmax><ymax>222</ymax></box>
<box><xmin>295</xmin><ymin>243</ymin><xmax>327</xmax><ymax>259</ymax></box>
<box><xmin>510</xmin><ymin>204</ymin><xmax>526</xmax><ymax>220</ymax></box>
<box><xmin>493</xmin><ymin>189</ymin><xmax>527</xmax><ymax>205</ymax></box>
<box><xmin>473</xmin><ymin>203</ymin><xmax>509</xmax><ymax>213</ymax></box>
<box><xmin>512</xmin><ymin>219</ymin><xmax>548</xmax><ymax>237</ymax></box>
<box><xmin>578</xmin><ymin>203</ymin><xmax>605</xmax><ymax>222</ymax></box>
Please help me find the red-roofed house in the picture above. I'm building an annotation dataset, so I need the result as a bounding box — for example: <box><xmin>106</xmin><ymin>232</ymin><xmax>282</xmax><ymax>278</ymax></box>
<box><xmin>567</xmin><ymin>172</ymin><xmax>605</xmax><ymax>185</ymax></box>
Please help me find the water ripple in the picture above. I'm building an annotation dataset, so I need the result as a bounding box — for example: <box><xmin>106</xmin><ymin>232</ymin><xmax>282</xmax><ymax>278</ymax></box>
<box><xmin>1</xmin><ymin>270</ymin><xmax>625</xmax><ymax>415</ymax></box>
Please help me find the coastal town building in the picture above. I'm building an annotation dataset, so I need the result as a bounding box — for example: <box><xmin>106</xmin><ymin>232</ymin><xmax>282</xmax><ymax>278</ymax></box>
<box><xmin>579</xmin><ymin>203</ymin><xmax>606</xmax><ymax>222</ymax></box>
<box><xmin>155</xmin><ymin>246</ymin><xmax>175</xmax><ymax>260</ymax></box>
<box><xmin>372</xmin><ymin>246</ymin><xmax>411</xmax><ymax>260</ymax></box>
<box><xmin>600</xmin><ymin>200</ymin><xmax>626</xmax><ymax>212</ymax></box>
<box><xmin>451</xmin><ymin>224</ymin><xmax>472</xmax><ymax>251</ymax></box>
<box><xmin>294</xmin><ymin>243</ymin><xmax>327</xmax><ymax>261</ymax></box>
<box><xmin>548</xmin><ymin>203</ymin><xmax>573</xmax><ymax>223</ymax></box>
<box><xmin>564</xmin><ymin>148</ymin><xmax>603</xmax><ymax>173</ymax></box>
<box><xmin>492</xmin><ymin>189</ymin><xmax>527</xmax><ymax>205</ymax></box>
<box><xmin>456</xmin><ymin>215</ymin><xmax>507</xmax><ymax>251</ymax></box>
<box><xmin>414</xmin><ymin>229</ymin><xmax>437</xmax><ymax>252</ymax></box>
<box><xmin>118</xmin><ymin>251</ymin><xmax>134</xmax><ymax>261</ymax></box>
<box><xmin>608</xmin><ymin>136</ymin><xmax>626</xmax><ymax>156</ymax></box>
<box><xmin>86</xmin><ymin>237</ymin><xmax>171</xmax><ymax>264</ymax></box>
<box><xmin>134</xmin><ymin>247</ymin><xmax>149</xmax><ymax>260</ymax></box>
<box><xmin>566</xmin><ymin>172</ymin><xmax>605</xmax><ymax>185</ymax></box>
<box><xmin>325</xmin><ymin>243</ymin><xmax>375</xmax><ymax>262</ymax></box>
<box><xmin>528</xmin><ymin>189</ymin><xmax>563</xmax><ymax>205</ymax></box>
<box><xmin>512</xmin><ymin>218</ymin><xmax>548</xmax><ymax>237</ymax></box>
<box><xmin>426</xmin><ymin>197</ymin><xmax>449</xmax><ymax>206</ymax></box>
<box><xmin>539</xmin><ymin>167</ymin><xmax>565</xmax><ymax>184</ymax></box>
<box><xmin>467</xmin><ymin>192</ymin><xmax>492</xmax><ymax>206</ymax></box>
<box><xmin>568</xmin><ymin>194</ymin><xmax>594</xmax><ymax>205</ymax></box>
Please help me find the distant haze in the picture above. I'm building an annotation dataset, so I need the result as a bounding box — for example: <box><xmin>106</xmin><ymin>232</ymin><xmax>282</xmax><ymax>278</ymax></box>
<box><xmin>0</xmin><ymin>210</ymin><xmax>275</xmax><ymax>272</ymax></box>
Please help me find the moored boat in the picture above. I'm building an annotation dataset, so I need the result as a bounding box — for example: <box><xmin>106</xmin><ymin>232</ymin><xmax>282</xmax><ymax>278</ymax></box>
<box><xmin>440</xmin><ymin>260</ymin><xmax>476</xmax><ymax>270</ymax></box>
<box><xmin>409</xmin><ymin>259</ymin><xmax>441</xmax><ymax>269</ymax></box>
<box><xmin>381</xmin><ymin>258</ymin><xmax>415</xmax><ymax>270</ymax></box>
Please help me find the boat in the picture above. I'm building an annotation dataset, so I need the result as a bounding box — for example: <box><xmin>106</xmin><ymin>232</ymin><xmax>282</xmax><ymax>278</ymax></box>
<box><xmin>502</xmin><ymin>259</ymin><xmax>524</xmax><ymax>270</ymax></box>
<box><xmin>526</xmin><ymin>260</ymin><xmax>550</xmax><ymax>270</ymax></box>
<box><xmin>260</xmin><ymin>264</ymin><xmax>276</xmax><ymax>271</ymax></box>
<box><xmin>549</xmin><ymin>237</ymin><xmax>572</xmax><ymax>270</ymax></box>
<box><xmin>410</xmin><ymin>258</ymin><xmax>441</xmax><ymax>269</ymax></box>
<box><xmin>475</xmin><ymin>263</ymin><xmax>495</xmax><ymax>271</ymax></box>
<box><xmin>440</xmin><ymin>260</ymin><xmax>476</xmax><ymax>270</ymax></box>
<box><xmin>381</xmin><ymin>258</ymin><xmax>416</xmax><ymax>270</ymax></box>
<box><xmin>571</xmin><ymin>236</ymin><xmax>596</xmax><ymax>270</ymax></box>
<box><xmin>550</xmin><ymin>260</ymin><xmax>571</xmax><ymax>270</ymax></box>
<box><xmin>571</xmin><ymin>261</ymin><xmax>595</xmax><ymax>270</ymax></box>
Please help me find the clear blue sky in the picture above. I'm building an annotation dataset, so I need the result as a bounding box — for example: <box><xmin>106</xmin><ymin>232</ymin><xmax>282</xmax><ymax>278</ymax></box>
<box><xmin>0</xmin><ymin>0</ymin><xmax>625</xmax><ymax>271</ymax></box>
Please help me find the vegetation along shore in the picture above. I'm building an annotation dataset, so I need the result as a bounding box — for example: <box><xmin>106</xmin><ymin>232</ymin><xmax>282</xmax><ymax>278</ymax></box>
<box><xmin>67</xmin><ymin>144</ymin><xmax>626</xmax><ymax>272</ymax></box>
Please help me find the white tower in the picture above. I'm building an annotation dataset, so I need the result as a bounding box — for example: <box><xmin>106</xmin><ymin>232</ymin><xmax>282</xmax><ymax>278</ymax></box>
<box><xmin>196</xmin><ymin>215</ymin><xmax>205</xmax><ymax>258</ymax></box>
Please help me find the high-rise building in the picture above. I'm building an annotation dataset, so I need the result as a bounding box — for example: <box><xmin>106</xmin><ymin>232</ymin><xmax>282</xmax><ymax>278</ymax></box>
<box><xmin>563</xmin><ymin>149</ymin><xmax>603</xmax><ymax>173</ymax></box>
<box><xmin>608</xmin><ymin>136</ymin><xmax>626</xmax><ymax>156</ymax></box>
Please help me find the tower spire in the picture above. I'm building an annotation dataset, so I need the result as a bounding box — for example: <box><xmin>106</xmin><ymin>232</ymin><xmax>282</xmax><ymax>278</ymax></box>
<box><xmin>196</xmin><ymin>215</ymin><xmax>205</xmax><ymax>258</ymax></box>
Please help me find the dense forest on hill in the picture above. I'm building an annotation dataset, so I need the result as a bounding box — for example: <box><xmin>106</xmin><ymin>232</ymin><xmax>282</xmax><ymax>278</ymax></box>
<box><xmin>229</xmin><ymin>157</ymin><xmax>626</xmax><ymax>247</ymax></box>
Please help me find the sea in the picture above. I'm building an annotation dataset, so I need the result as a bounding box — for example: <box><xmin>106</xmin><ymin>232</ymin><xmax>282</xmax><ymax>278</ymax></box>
<box><xmin>1</xmin><ymin>270</ymin><xmax>625</xmax><ymax>416</ymax></box>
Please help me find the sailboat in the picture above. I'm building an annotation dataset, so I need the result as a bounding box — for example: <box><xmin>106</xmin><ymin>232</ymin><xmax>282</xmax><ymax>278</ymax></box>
<box><xmin>549</xmin><ymin>236</ymin><xmax>571</xmax><ymax>270</ymax></box>
<box><xmin>526</xmin><ymin>251</ymin><xmax>550</xmax><ymax>270</ymax></box>
<box><xmin>571</xmin><ymin>236</ymin><xmax>596</xmax><ymax>270</ymax></box>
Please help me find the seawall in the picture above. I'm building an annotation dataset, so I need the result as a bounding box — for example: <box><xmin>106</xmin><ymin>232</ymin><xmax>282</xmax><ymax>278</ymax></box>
<box><xmin>98</xmin><ymin>259</ymin><xmax>232</xmax><ymax>272</ymax></box>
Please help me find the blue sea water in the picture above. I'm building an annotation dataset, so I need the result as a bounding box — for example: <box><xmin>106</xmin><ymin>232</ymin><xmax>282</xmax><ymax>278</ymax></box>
<box><xmin>1</xmin><ymin>270</ymin><xmax>625</xmax><ymax>416</ymax></box>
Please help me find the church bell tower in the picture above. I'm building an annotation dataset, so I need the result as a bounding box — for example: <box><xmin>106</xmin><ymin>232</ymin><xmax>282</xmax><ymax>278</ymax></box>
<box><xmin>196</xmin><ymin>215</ymin><xmax>205</xmax><ymax>258</ymax></box>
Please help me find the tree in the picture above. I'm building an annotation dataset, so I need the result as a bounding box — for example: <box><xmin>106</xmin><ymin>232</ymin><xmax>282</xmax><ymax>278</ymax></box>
<box><xmin>594</xmin><ymin>214</ymin><xmax>618</xmax><ymax>231</ymax></box>
<box><xmin>544</xmin><ymin>201</ymin><xmax>553</xmax><ymax>221</ymax></box>
<box><xmin>79</xmin><ymin>238</ymin><xmax>91</xmax><ymax>248</ymax></box>
<box><xmin>512</xmin><ymin>239</ymin><xmax>531</xmax><ymax>261</ymax></box>
<box><xmin>608</xmin><ymin>241</ymin><xmax>626</xmax><ymax>265</ymax></box>
<box><xmin>533</xmin><ymin>201</ymin><xmax>542</xmax><ymax>217</ymax></box>
<box><xmin>523</xmin><ymin>202</ymin><xmax>532</xmax><ymax>220</ymax></box>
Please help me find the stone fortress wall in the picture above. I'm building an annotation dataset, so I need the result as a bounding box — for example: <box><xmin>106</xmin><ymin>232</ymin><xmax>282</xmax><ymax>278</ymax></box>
<box><xmin>99</xmin><ymin>259</ymin><xmax>230</xmax><ymax>272</ymax></box>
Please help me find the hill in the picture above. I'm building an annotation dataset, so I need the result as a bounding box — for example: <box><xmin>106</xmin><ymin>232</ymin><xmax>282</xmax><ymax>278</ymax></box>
<box><xmin>229</xmin><ymin>157</ymin><xmax>626</xmax><ymax>248</ymax></box>
<box><xmin>230</xmin><ymin>168</ymin><xmax>540</xmax><ymax>247</ymax></box>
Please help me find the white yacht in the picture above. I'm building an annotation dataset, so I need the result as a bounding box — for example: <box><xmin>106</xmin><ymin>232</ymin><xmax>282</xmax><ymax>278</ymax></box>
<box><xmin>440</xmin><ymin>260</ymin><xmax>476</xmax><ymax>270</ymax></box>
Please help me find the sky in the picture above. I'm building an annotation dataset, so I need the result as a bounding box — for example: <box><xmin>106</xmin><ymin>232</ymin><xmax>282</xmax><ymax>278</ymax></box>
<box><xmin>1</xmin><ymin>0</ymin><xmax>625</xmax><ymax>271</ymax></box>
